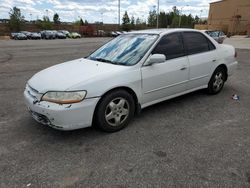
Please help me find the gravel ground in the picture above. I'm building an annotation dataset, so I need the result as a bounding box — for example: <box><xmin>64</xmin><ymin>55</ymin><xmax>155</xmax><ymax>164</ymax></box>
<box><xmin>0</xmin><ymin>38</ymin><xmax>249</xmax><ymax>188</ymax></box>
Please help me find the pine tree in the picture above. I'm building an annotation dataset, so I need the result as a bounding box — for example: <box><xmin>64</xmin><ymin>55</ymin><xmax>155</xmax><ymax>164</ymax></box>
<box><xmin>122</xmin><ymin>11</ymin><xmax>130</xmax><ymax>31</ymax></box>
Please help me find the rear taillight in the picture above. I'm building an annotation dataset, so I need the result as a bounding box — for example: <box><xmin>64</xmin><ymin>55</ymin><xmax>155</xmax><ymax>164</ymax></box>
<box><xmin>234</xmin><ymin>51</ymin><xmax>237</xmax><ymax>58</ymax></box>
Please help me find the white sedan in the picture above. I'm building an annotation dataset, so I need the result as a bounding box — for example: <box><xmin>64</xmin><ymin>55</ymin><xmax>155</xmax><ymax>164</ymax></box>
<box><xmin>24</xmin><ymin>29</ymin><xmax>238</xmax><ymax>132</ymax></box>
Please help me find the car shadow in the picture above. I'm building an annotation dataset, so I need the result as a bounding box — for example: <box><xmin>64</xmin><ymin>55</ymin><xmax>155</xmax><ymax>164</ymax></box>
<box><xmin>139</xmin><ymin>89</ymin><xmax>209</xmax><ymax>116</ymax></box>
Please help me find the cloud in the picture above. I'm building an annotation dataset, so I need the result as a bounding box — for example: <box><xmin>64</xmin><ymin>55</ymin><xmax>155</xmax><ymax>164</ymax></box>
<box><xmin>0</xmin><ymin>0</ymin><xmax>214</xmax><ymax>23</ymax></box>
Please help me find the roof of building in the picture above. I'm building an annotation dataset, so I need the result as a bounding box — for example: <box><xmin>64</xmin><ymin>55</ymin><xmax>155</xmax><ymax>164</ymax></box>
<box><xmin>210</xmin><ymin>0</ymin><xmax>223</xmax><ymax>4</ymax></box>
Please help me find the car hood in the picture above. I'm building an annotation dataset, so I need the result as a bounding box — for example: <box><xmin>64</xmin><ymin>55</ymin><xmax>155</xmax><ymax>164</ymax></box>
<box><xmin>28</xmin><ymin>58</ymin><xmax>128</xmax><ymax>93</ymax></box>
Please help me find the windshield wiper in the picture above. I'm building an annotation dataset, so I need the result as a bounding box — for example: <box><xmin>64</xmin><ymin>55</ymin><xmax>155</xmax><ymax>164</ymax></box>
<box><xmin>94</xmin><ymin>58</ymin><xmax>124</xmax><ymax>65</ymax></box>
<box><xmin>95</xmin><ymin>58</ymin><xmax>113</xmax><ymax>63</ymax></box>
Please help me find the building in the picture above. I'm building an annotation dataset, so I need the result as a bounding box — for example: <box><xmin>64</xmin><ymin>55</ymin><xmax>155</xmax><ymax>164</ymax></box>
<box><xmin>208</xmin><ymin>0</ymin><xmax>250</xmax><ymax>35</ymax></box>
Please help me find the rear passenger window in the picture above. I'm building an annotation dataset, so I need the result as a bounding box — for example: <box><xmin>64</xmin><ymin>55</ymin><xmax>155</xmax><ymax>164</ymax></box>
<box><xmin>183</xmin><ymin>32</ymin><xmax>213</xmax><ymax>55</ymax></box>
<box><xmin>152</xmin><ymin>33</ymin><xmax>185</xmax><ymax>60</ymax></box>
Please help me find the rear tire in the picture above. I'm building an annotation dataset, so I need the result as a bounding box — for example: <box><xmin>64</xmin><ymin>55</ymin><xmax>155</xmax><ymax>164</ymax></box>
<box><xmin>95</xmin><ymin>90</ymin><xmax>135</xmax><ymax>132</ymax></box>
<box><xmin>207</xmin><ymin>67</ymin><xmax>226</xmax><ymax>95</ymax></box>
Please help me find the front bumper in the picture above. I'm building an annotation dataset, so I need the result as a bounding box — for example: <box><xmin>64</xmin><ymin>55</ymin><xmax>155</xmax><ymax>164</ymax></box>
<box><xmin>24</xmin><ymin>88</ymin><xmax>100</xmax><ymax>130</ymax></box>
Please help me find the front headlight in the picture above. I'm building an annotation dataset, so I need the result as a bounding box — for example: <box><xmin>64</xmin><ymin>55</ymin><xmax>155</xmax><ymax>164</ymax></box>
<box><xmin>41</xmin><ymin>91</ymin><xmax>87</xmax><ymax>104</ymax></box>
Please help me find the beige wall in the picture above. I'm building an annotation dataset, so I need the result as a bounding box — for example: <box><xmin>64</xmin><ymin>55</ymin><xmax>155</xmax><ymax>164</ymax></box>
<box><xmin>208</xmin><ymin>0</ymin><xmax>250</xmax><ymax>35</ymax></box>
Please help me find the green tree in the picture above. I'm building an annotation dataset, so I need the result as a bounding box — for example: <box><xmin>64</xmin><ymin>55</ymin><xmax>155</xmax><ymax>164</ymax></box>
<box><xmin>159</xmin><ymin>11</ymin><xmax>167</xmax><ymax>28</ymax></box>
<box><xmin>74</xmin><ymin>18</ymin><xmax>85</xmax><ymax>26</ymax></box>
<box><xmin>146</xmin><ymin>6</ymin><xmax>196</xmax><ymax>29</ymax></box>
<box><xmin>187</xmin><ymin>14</ymin><xmax>194</xmax><ymax>27</ymax></box>
<box><xmin>163</xmin><ymin>6</ymin><xmax>180</xmax><ymax>28</ymax></box>
<box><xmin>40</xmin><ymin>16</ymin><xmax>52</xmax><ymax>29</ymax></box>
<box><xmin>53</xmin><ymin>13</ymin><xmax>60</xmax><ymax>24</ymax></box>
<box><xmin>172</xmin><ymin>6</ymin><xmax>179</xmax><ymax>15</ymax></box>
<box><xmin>79</xmin><ymin>18</ymin><xmax>84</xmax><ymax>26</ymax></box>
<box><xmin>171</xmin><ymin>16</ymin><xmax>179</xmax><ymax>28</ymax></box>
<box><xmin>9</xmin><ymin>7</ymin><xmax>25</xmax><ymax>32</ymax></box>
<box><xmin>130</xmin><ymin>16</ymin><xmax>135</xmax><ymax>30</ymax></box>
<box><xmin>135</xmin><ymin>17</ymin><xmax>147</xmax><ymax>30</ymax></box>
<box><xmin>135</xmin><ymin>17</ymin><xmax>141</xmax><ymax>25</ymax></box>
<box><xmin>148</xmin><ymin>10</ymin><xmax>157</xmax><ymax>27</ymax></box>
<box><xmin>194</xmin><ymin>15</ymin><xmax>200</xmax><ymax>24</ymax></box>
<box><xmin>122</xmin><ymin>11</ymin><xmax>130</xmax><ymax>31</ymax></box>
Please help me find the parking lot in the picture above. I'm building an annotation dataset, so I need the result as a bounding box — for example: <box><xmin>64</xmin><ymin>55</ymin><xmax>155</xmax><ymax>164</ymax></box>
<box><xmin>0</xmin><ymin>38</ymin><xmax>250</xmax><ymax>187</ymax></box>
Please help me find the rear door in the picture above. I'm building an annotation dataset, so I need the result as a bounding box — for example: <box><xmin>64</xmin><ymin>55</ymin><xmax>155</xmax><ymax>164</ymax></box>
<box><xmin>182</xmin><ymin>31</ymin><xmax>217</xmax><ymax>89</ymax></box>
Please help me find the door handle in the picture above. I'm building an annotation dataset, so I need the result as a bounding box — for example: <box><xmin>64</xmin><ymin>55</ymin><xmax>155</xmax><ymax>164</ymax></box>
<box><xmin>212</xmin><ymin>59</ymin><xmax>216</xmax><ymax>62</ymax></box>
<box><xmin>180</xmin><ymin>67</ymin><xmax>187</xmax><ymax>71</ymax></box>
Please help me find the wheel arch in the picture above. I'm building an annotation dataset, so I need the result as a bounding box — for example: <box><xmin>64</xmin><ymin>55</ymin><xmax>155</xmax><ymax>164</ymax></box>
<box><xmin>93</xmin><ymin>86</ymin><xmax>141</xmax><ymax>120</ymax></box>
<box><xmin>216</xmin><ymin>64</ymin><xmax>228</xmax><ymax>81</ymax></box>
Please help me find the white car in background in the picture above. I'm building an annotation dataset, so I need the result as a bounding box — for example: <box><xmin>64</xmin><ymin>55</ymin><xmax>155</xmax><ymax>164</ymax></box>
<box><xmin>202</xmin><ymin>30</ymin><xmax>227</xmax><ymax>44</ymax></box>
<box><xmin>24</xmin><ymin>29</ymin><xmax>238</xmax><ymax>132</ymax></box>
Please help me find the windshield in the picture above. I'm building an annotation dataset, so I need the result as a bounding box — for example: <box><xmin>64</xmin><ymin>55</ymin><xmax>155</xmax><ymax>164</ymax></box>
<box><xmin>88</xmin><ymin>34</ymin><xmax>158</xmax><ymax>66</ymax></box>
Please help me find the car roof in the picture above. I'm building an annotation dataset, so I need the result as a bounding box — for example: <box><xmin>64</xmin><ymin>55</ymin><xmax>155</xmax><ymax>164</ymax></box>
<box><xmin>128</xmin><ymin>28</ymin><xmax>202</xmax><ymax>35</ymax></box>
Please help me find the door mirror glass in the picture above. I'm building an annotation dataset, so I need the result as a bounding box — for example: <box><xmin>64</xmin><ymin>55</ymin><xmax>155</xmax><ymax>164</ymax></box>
<box><xmin>146</xmin><ymin>54</ymin><xmax>166</xmax><ymax>66</ymax></box>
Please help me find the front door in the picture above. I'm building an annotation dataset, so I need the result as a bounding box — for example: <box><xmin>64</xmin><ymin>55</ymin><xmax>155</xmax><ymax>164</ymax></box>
<box><xmin>141</xmin><ymin>32</ymin><xmax>189</xmax><ymax>105</ymax></box>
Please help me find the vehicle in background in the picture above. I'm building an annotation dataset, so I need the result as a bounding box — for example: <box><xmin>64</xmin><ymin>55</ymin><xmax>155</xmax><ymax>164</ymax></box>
<box><xmin>20</xmin><ymin>31</ymin><xmax>32</xmax><ymax>39</ymax></box>
<box><xmin>14</xmin><ymin>33</ymin><xmax>28</xmax><ymax>40</ymax></box>
<box><xmin>30</xmin><ymin>32</ymin><xmax>41</xmax><ymax>40</ymax></box>
<box><xmin>55</xmin><ymin>31</ymin><xmax>67</xmax><ymax>39</ymax></box>
<box><xmin>24</xmin><ymin>29</ymin><xmax>238</xmax><ymax>132</ymax></box>
<box><xmin>41</xmin><ymin>30</ymin><xmax>56</xmax><ymax>40</ymax></box>
<box><xmin>51</xmin><ymin>30</ymin><xmax>58</xmax><ymax>38</ymax></box>
<box><xmin>94</xmin><ymin>30</ymin><xmax>106</xmax><ymax>37</ymax></box>
<box><xmin>58</xmin><ymin>30</ymin><xmax>70</xmax><ymax>37</ymax></box>
<box><xmin>203</xmin><ymin>30</ymin><xmax>227</xmax><ymax>44</ymax></box>
<box><xmin>40</xmin><ymin>31</ymin><xmax>45</xmax><ymax>39</ymax></box>
<box><xmin>111</xmin><ymin>31</ymin><xmax>118</xmax><ymax>37</ymax></box>
<box><xmin>111</xmin><ymin>31</ymin><xmax>124</xmax><ymax>37</ymax></box>
<box><xmin>116</xmin><ymin>31</ymin><xmax>122</xmax><ymax>36</ymax></box>
<box><xmin>10</xmin><ymin>32</ymin><xmax>18</xmax><ymax>39</ymax></box>
<box><xmin>69</xmin><ymin>32</ymin><xmax>81</xmax><ymax>39</ymax></box>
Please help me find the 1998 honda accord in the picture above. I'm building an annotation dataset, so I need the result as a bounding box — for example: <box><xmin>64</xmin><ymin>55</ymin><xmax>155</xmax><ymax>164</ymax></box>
<box><xmin>24</xmin><ymin>29</ymin><xmax>238</xmax><ymax>132</ymax></box>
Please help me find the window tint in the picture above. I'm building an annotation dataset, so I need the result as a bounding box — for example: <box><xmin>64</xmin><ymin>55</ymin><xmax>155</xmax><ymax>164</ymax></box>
<box><xmin>152</xmin><ymin>33</ymin><xmax>185</xmax><ymax>60</ymax></box>
<box><xmin>208</xmin><ymin>39</ymin><xmax>216</xmax><ymax>50</ymax></box>
<box><xmin>183</xmin><ymin>32</ymin><xmax>211</xmax><ymax>55</ymax></box>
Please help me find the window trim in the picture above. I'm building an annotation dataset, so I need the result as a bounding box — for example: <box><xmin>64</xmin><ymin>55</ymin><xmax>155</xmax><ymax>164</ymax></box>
<box><xmin>181</xmin><ymin>31</ymin><xmax>216</xmax><ymax>56</ymax></box>
<box><xmin>150</xmin><ymin>32</ymin><xmax>187</xmax><ymax>61</ymax></box>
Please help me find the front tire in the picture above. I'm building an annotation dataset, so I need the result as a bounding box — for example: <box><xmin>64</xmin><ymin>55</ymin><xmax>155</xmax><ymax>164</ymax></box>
<box><xmin>95</xmin><ymin>90</ymin><xmax>135</xmax><ymax>132</ymax></box>
<box><xmin>207</xmin><ymin>67</ymin><xmax>226</xmax><ymax>94</ymax></box>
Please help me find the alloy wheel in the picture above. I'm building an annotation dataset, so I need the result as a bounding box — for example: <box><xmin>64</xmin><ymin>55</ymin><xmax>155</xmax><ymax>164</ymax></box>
<box><xmin>105</xmin><ymin>97</ymin><xmax>130</xmax><ymax>127</ymax></box>
<box><xmin>213</xmin><ymin>72</ymin><xmax>224</xmax><ymax>92</ymax></box>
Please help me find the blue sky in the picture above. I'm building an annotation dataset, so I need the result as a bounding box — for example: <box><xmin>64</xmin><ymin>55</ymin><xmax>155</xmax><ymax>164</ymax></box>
<box><xmin>0</xmin><ymin>0</ymin><xmax>219</xmax><ymax>23</ymax></box>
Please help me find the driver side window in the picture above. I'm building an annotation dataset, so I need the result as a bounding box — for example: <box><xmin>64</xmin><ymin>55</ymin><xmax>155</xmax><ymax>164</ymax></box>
<box><xmin>152</xmin><ymin>33</ymin><xmax>185</xmax><ymax>60</ymax></box>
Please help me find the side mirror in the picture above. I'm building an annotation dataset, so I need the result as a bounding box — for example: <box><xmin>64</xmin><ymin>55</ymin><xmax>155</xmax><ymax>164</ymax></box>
<box><xmin>145</xmin><ymin>54</ymin><xmax>166</xmax><ymax>66</ymax></box>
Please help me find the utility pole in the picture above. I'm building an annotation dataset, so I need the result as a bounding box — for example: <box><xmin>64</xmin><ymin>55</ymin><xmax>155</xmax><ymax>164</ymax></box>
<box><xmin>156</xmin><ymin>0</ymin><xmax>159</xmax><ymax>28</ymax></box>
<box><xmin>200</xmin><ymin>10</ymin><xmax>203</xmax><ymax>23</ymax></box>
<box><xmin>30</xmin><ymin>13</ymin><xmax>32</xmax><ymax>22</ymax></box>
<box><xmin>178</xmin><ymin>7</ymin><xmax>183</xmax><ymax>28</ymax></box>
<box><xmin>101</xmin><ymin>12</ymin><xmax>103</xmax><ymax>24</ymax></box>
<box><xmin>118</xmin><ymin>0</ymin><xmax>120</xmax><ymax>29</ymax></box>
<box><xmin>179</xmin><ymin>5</ymin><xmax>189</xmax><ymax>28</ymax></box>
